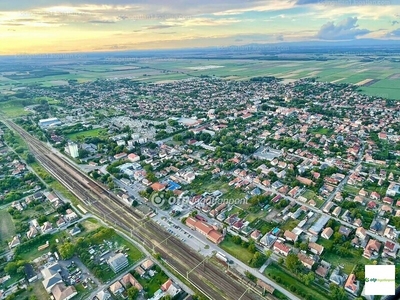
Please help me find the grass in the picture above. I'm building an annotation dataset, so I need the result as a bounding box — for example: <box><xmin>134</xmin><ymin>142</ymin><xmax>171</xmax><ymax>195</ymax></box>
<box><xmin>219</xmin><ymin>234</ymin><xmax>254</xmax><ymax>264</ymax></box>
<box><xmin>81</xmin><ymin>218</ymin><xmax>101</xmax><ymax>233</ymax></box>
<box><xmin>302</xmin><ymin>189</ymin><xmax>324</xmax><ymax>207</ymax></box>
<box><xmin>0</xmin><ymin>99</ymin><xmax>32</xmax><ymax>118</ymax></box>
<box><xmin>0</xmin><ymin>210</ymin><xmax>16</xmax><ymax>243</ymax></box>
<box><xmin>279</xmin><ymin>219</ymin><xmax>300</xmax><ymax>232</ymax></box>
<box><xmin>265</xmin><ymin>263</ymin><xmax>330</xmax><ymax>300</ymax></box>
<box><xmin>343</xmin><ymin>184</ymin><xmax>360</xmax><ymax>195</ymax></box>
<box><xmin>112</xmin><ymin>234</ymin><xmax>144</xmax><ymax>263</ymax></box>
<box><xmin>66</xmin><ymin>128</ymin><xmax>107</xmax><ymax>141</ymax></box>
<box><xmin>137</xmin><ymin>268</ymin><xmax>169</xmax><ymax>298</ymax></box>
<box><xmin>317</xmin><ymin>238</ymin><xmax>370</xmax><ymax>274</ymax></box>
<box><xmin>245</xmin><ymin>209</ymin><xmax>268</xmax><ymax>223</ymax></box>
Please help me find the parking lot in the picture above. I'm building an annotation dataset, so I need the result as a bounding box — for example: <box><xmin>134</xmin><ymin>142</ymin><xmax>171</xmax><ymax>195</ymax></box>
<box><xmin>153</xmin><ymin>215</ymin><xmax>213</xmax><ymax>255</ymax></box>
<box><xmin>58</xmin><ymin>257</ymin><xmax>99</xmax><ymax>289</ymax></box>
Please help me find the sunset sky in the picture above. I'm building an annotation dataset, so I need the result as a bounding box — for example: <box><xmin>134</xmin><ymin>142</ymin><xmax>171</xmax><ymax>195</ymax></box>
<box><xmin>1</xmin><ymin>0</ymin><xmax>400</xmax><ymax>54</ymax></box>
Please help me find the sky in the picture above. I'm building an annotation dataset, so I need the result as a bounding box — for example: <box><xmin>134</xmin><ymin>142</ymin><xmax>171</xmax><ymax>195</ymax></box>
<box><xmin>0</xmin><ymin>0</ymin><xmax>400</xmax><ymax>54</ymax></box>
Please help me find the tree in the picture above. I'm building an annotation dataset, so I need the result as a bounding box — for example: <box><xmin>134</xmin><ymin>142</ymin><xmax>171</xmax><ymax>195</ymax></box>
<box><xmin>285</xmin><ymin>253</ymin><xmax>302</xmax><ymax>273</ymax></box>
<box><xmin>4</xmin><ymin>262</ymin><xmax>18</xmax><ymax>275</ymax></box>
<box><xmin>303</xmin><ymin>272</ymin><xmax>315</xmax><ymax>286</ymax></box>
<box><xmin>329</xmin><ymin>283</ymin><xmax>347</xmax><ymax>300</ymax></box>
<box><xmin>58</xmin><ymin>242</ymin><xmax>75</xmax><ymax>259</ymax></box>
<box><xmin>127</xmin><ymin>287</ymin><xmax>139</xmax><ymax>300</ymax></box>
<box><xmin>249</xmin><ymin>252</ymin><xmax>267</xmax><ymax>268</ymax></box>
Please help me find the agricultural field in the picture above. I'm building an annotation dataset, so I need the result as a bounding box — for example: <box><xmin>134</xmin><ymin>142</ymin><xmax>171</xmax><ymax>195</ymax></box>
<box><xmin>2</xmin><ymin>57</ymin><xmax>400</xmax><ymax>99</ymax></box>
<box><xmin>0</xmin><ymin>99</ymin><xmax>31</xmax><ymax>117</ymax></box>
<box><xmin>66</xmin><ymin>128</ymin><xmax>108</xmax><ymax>141</ymax></box>
<box><xmin>0</xmin><ymin>210</ymin><xmax>16</xmax><ymax>246</ymax></box>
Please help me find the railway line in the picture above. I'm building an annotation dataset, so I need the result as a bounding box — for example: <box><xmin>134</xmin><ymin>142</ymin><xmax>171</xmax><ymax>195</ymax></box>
<box><xmin>6</xmin><ymin>121</ymin><xmax>263</xmax><ymax>300</ymax></box>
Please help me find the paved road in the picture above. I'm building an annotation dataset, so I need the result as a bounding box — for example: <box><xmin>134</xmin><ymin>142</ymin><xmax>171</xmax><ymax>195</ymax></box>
<box><xmin>113</xmin><ymin>178</ymin><xmax>300</xmax><ymax>300</ymax></box>
<box><xmin>234</xmin><ymin>173</ymin><xmax>399</xmax><ymax>249</ymax></box>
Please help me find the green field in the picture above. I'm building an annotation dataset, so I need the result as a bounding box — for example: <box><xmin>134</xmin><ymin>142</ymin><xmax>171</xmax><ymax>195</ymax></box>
<box><xmin>2</xmin><ymin>57</ymin><xmax>400</xmax><ymax>99</ymax></box>
<box><xmin>265</xmin><ymin>263</ymin><xmax>330</xmax><ymax>300</ymax></box>
<box><xmin>0</xmin><ymin>210</ymin><xmax>16</xmax><ymax>244</ymax></box>
<box><xmin>219</xmin><ymin>234</ymin><xmax>254</xmax><ymax>264</ymax></box>
<box><xmin>318</xmin><ymin>238</ymin><xmax>370</xmax><ymax>274</ymax></box>
<box><xmin>66</xmin><ymin>128</ymin><xmax>107</xmax><ymax>141</ymax></box>
<box><xmin>0</xmin><ymin>99</ymin><xmax>32</xmax><ymax>117</ymax></box>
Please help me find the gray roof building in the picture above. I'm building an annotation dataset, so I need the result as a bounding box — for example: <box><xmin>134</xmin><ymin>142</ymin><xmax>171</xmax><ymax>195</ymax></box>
<box><xmin>107</xmin><ymin>253</ymin><xmax>129</xmax><ymax>273</ymax></box>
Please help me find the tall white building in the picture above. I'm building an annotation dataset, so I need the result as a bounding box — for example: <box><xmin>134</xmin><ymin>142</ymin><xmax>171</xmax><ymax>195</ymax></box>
<box><xmin>67</xmin><ymin>142</ymin><xmax>79</xmax><ymax>158</ymax></box>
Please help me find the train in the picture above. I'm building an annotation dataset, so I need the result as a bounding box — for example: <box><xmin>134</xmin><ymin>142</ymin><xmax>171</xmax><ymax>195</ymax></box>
<box><xmin>216</xmin><ymin>251</ymin><xmax>228</xmax><ymax>263</ymax></box>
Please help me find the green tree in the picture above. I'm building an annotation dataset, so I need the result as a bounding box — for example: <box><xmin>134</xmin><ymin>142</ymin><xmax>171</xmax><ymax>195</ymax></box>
<box><xmin>4</xmin><ymin>262</ymin><xmax>18</xmax><ymax>275</ymax></box>
<box><xmin>58</xmin><ymin>242</ymin><xmax>75</xmax><ymax>259</ymax></box>
<box><xmin>127</xmin><ymin>287</ymin><xmax>139</xmax><ymax>300</ymax></box>
<box><xmin>285</xmin><ymin>253</ymin><xmax>302</xmax><ymax>273</ymax></box>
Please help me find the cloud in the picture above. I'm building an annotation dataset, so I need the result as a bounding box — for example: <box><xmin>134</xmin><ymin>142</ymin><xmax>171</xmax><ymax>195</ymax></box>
<box><xmin>296</xmin><ymin>0</ymin><xmax>320</xmax><ymax>4</ymax></box>
<box><xmin>145</xmin><ymin>25</ymin><xmax>175</xmax><ymax>30</ymax></box>
<box><xmin>386</xmin><ymin>28</ymin><xmax>400</xmax><ymax>37</ymax></box>
<box><xmin>316</xmin><ymin>17</ymin><xmax>370</xmax><ymax>40</ymax></box>
<box><xmin>88</xmin><ymin>20</ymin><xmax>116</xmax><ymax>24</ymax></box>
<box><xmin>392</xmin><ymin>20</ymin><xmax>399</xmax><ymax>25</ymax></box>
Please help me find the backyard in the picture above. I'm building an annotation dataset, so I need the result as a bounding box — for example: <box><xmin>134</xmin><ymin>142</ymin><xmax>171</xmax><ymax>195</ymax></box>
<box><xmin>219</xmin><ymin>234</ymin><xmax>254</xmax><ymax>264</ymax></box>
<box><xmin>264</xmin><ymin>263</ymin><xmax>330</xmax><ymax>300</ymax></box>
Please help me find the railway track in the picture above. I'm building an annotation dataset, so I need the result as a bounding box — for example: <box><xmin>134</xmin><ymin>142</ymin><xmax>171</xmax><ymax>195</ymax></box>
<box><xmin>7</xmin><ymin>121</ymin><xmax>263</xmax><ymax>300</ymax></box>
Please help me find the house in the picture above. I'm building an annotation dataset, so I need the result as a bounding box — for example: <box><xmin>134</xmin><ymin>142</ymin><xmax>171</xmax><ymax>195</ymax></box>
<box><xmin>383</xmin><ymin>241</ymin><xmax>398</xmax><ymax>258</ymax></box>
<box><xmin>65</xmin><ymin>209</ymin><xmax>78</xmax><ymax>222</ymax></box>
<box><xmin>273</xmin><ymin>241</ymin><xmax>291</xmax><ymax>256</ymax></box>
<box><xmin>383</xmin><ymin>227</ymin><xmax>397</xmax><ymax>240</ymax></box>
<box><xmin>284</xmin><ymin>230</ymin><xmax>298</xmax><ymax>243</ymax></box>
<box><xmin>95</xmin><ymin>290</ymin><xmax>111</xmax><ymax>300</ymax></box>
<box><xmin>308</xmin><ymin>242</ymin><xmax>324</xmax><ymax>255</ymax></box>
<box><xmin>315</xmin><ymin>265</ymin><xmax>329</xmax><ymax>278</ymax></box>
<box><xmin>128</xmin><ymin>153</ymin><xmax>140</xmax><ymax>162</ymax></box>
<box><xmin>329</xmin><ymin>267</ymin><xmax>344</xmax><ymax>285</ymax></box>
<box><xmin>41</xmin><ymin>221</ymin><xmax>53</xmax><ymax>233</ymax></box>
<box><xmin>257</xmin><ymin>279</ymin><xmax>275</xmax><ymax>294</ymax></box>
<box><xmin>161</xmin><ymin>279</ymin><xmax>181</xmax><ymax>297</ymax></box>
<box><xmin>8</xmin><ymin>236</ymin><xmax>20</xmax><ymax>249</ymax></box>
<box><xmin>108</xmin><ymin>253</ymin><xmax>129</xmax><ymax>273</ymax></box>
<box><xmin>24</xmin><ymin>264</ymin><xmax>37</xmax><ymax>283</ymax></box>
<box><xmin>250</xmin><ymin>230</ymin><xmax>262</xmax><ymax>240</ymax></box>
<box><xmin>69</xmin><ymin>226</ymin><xmax>81</xmax><ymax>236</ymax></box>
<box><xmin>42</xmin><ymin>266</ymin><xmax>63</xmax><ymax>293</ymax></box>
<box><xmin>56</xmin><ymin>217</ymin><xmax>66</xmax><ymax>228</ymax></box>
<box><xmin>321</xmin><ymin>227</ymin><xmax>333</xmax><ymax>239</ymax></box>
<box><xmin>297</xmin><ymin>253</ymin><xmax>315</xmax><ymax>269</ymax></box>
<box><xmin>344</xmin><ymin>274</ymin><xmax>359</xmax><ymax>295</ymax></box>
<box><xmin>332</xmin><ymin>206</ymin><xmax>341</xmax><ymax>217</ymax></box>
<box><xmin>141</xmin><ymin>259</ymin><xmax>155</xmax><ymax>271</ymax></box>
<box><xmin>260</xmin><ymin>233</ymin><xmax>277</xmax><ymax>248</ymax></box>
<box><xmin>363</xmin><ymin>239</ymin><xmax>381</xmax><ymax>259</ymax></box>
<box><xmin>47</xmin><ymin>193</ymin><xmax>59</xmax><ymax>203</ymax></box>
<box><xmin>109</xmin><ymin>281</ymin><xmax>124</xmax><ymax>296</ymax></box>
<box><xmin>27</xmin><ymin>226</ymin><xmax>38</xmax><ymax>239</ymax></box>
<box><xmin>185</xmin><ymin>217</ymin><xmax>224</xmax><ymax>244</ymax></box>
<box><xmin>150</xmin><ymin>182</ymin><xmax>166</xmax><ymax>192</ymax></box>
<box><xmin>338</xmin><ymin>225</ymin><xmax>351</xmax><ymax>237</ymax></box>
<box><xmin>134</xmin><ymin>266</ymin><xmax>145</xmax><ymax>277</ymax></box>
<box><xmin>51</xmin><ymin>283</ymin><xmax>77</xmax><ymax>300</ymax></box>
<box><xmin>370</xmin><ymin>191</ymin><xmax>381</xmax><ymax>200</ymax></box>
<box><xmin>356</xmin><ymin>227</ymin><xmax>367</xmax><ymax>240</ymax></box>
<box><xmin>120</xmin><ymin>273</ymin><xmax>143</xmax><ymax>291</ymax></box>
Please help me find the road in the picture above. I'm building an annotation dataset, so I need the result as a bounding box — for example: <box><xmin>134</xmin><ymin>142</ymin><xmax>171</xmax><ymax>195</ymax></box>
<box><xmin>8</xmin><ymin>121</ymin><xmax>261</xmax><ymax>300</ymax></box>
<box><xmin>113</xmin><ymin>177</ymin><xmax>301</xmax><ymax>300</ymax></box>
<box><xmin>233</xmin><ymin>173</ymin><xmax>399</xmax><ymax>249</ymax></box>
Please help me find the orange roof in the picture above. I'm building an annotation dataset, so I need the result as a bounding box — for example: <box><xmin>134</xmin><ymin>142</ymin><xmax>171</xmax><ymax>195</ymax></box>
<box><xmin>150</xmin><ymin>182</ymin><xmax>166</xmax><ymax>191</ymax></box>
<box><xmin>161</xmin><ymin>279</ymin><xmax>172</xmax><ymax>292</ymax></box>
<box><xmin>207</xmin><ymin>230</ymin><xmax>223</xmax><ymax>243</ymax></box>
